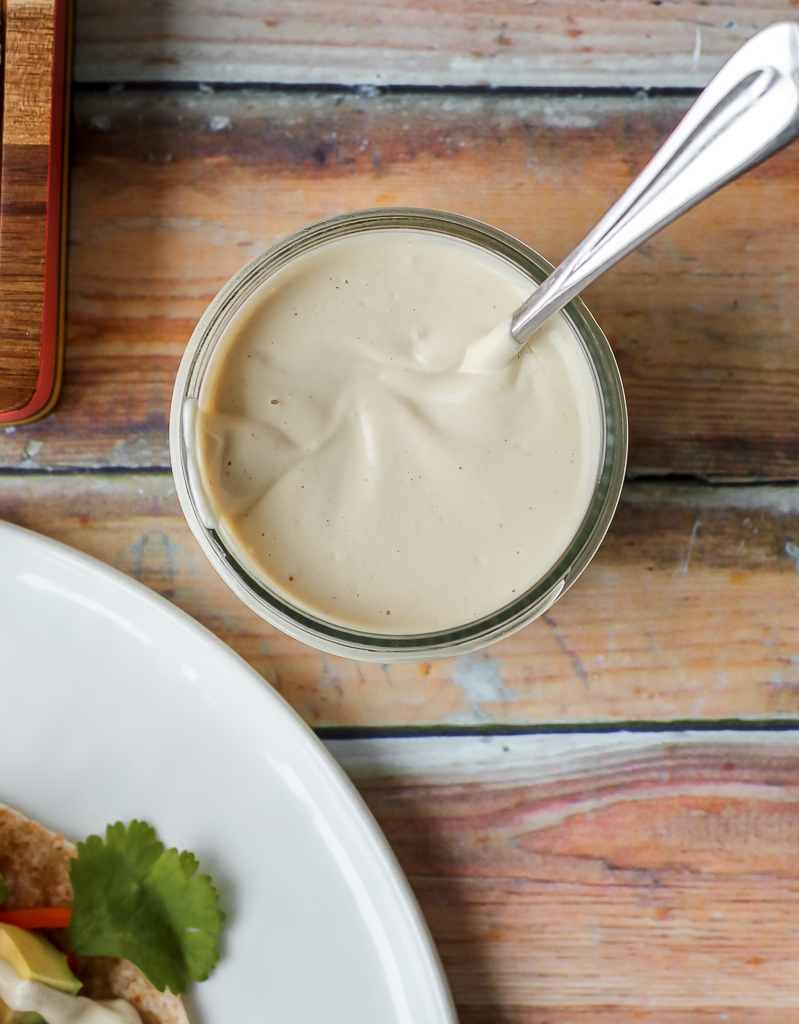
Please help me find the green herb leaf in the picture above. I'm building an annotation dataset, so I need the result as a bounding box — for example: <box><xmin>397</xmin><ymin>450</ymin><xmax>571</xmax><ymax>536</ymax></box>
<box><xmin>67</xmin><ymin>821</ymin><xmax>225</xmax><ymax>994</ymax></box>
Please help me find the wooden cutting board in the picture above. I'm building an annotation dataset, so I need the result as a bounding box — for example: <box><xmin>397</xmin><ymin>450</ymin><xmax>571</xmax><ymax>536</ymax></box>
<box><xmin>0</xmin><ymin>0</ymin><xmax>72</xmax><ymax>424</ymax></box>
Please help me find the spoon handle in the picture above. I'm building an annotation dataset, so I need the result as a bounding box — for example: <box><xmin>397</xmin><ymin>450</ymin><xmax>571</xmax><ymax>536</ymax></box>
<box><xmin>510</xmin><ymin>21</ymin><xmax>799</xmax><ymax>346</ymax></box>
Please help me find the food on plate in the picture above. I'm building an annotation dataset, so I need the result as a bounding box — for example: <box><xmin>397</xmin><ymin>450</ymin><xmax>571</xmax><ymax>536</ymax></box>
<box><xmin>0</xmin><ymin>922</ymin><xmax>81</xmax><ymax>992</ymax></box>
<box><xmin>0</xmin><ymin>805</ymin><xmax>225</xmax><ymax>1024</ymax></box>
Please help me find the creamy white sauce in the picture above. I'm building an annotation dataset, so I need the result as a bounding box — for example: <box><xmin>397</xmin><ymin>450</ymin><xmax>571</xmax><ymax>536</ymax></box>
<box><xmin>196</xmin><ymin>229</ymin><xmax>602</xmax><ymax>634</ymax></box>
<box><xmin>0</xmin><ymin>959</ymin><xmax>139</xmax><ymax>1024</ymax></box>
<box><xmin>460</xmin><ymin>315</ymin><xmax>522</xmax><ymax>373</ymax></box>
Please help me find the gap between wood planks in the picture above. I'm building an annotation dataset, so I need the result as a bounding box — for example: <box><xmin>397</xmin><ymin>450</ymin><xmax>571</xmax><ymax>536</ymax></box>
<box><xmin>71</xmin><ymin>80</ymin><xmax>705</xmax><ymax>96</ymax></box>
<box><xmin>318</xmin><ymin>720</ymin><xmax>799</xmax><ymax>740</ymax></box>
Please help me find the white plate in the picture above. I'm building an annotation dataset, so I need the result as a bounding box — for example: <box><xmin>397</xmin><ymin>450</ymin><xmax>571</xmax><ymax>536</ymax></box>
<box><xmin>0</xmin><ymin>520</ymin><xmax>455</xmax><ymax>1024</ymax></box>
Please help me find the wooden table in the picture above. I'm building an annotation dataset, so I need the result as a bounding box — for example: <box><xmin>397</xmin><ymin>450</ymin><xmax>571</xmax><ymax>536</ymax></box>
<box><xmin>3</xmin><ymin>2</ymin><xmax>799</xmax><ymax>1018</ymax></box>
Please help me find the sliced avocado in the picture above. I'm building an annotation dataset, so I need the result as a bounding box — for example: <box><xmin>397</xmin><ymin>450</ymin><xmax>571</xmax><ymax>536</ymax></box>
<box><xmin>0</xmin><ymin>923</ymin><xmax>80</xmax><ymax>995</ymax></box>
<box><xmin>0</xmin><ymin>997</ymin><xmax>45</xmax><ymax>1024</ymax></box>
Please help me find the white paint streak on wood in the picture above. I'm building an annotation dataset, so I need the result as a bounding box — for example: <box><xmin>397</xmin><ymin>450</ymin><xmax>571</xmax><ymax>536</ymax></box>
<box><xmin>324</xmin><ymin>730</ymin><xmax>799</xmax><ymax>783</ymax></box>
<box><xmin>680</xmin><ymin>518</ymin><xmax>701</xmax><ymax>575</ymax></box>
<box><xmin>785</xmin><ymin>539</ymin><xmax>799</xmax><ymax>573</ymax></box>
<box><xmin>692</xmin><ymin>26</ymin><xmax>703</xmax><ymax>74</ymax></box>
<box><xmin>447</xmin><ymin>653</ymin><xmax>516</xmax><ymax>725</ymax></box>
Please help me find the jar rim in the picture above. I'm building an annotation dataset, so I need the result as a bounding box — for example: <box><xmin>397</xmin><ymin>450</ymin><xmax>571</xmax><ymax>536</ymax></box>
<box><xmin>170</xmin><ymin>207</ymin><xmax>628</xmax><ymax>662</ymax></box>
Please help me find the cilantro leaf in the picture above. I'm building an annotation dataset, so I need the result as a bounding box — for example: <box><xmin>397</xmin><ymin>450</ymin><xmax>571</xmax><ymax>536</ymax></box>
<box><xmin>68</xmin><ymin>821</ymin><xmax>225</xmax><ymax>994</ymax></box>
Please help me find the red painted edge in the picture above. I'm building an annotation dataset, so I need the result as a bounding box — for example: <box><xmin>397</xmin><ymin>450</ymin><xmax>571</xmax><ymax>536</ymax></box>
<box><xmin>0</xmin><ymin>0</ymin><xmax>70</xmax><ymax>424</ymax></box>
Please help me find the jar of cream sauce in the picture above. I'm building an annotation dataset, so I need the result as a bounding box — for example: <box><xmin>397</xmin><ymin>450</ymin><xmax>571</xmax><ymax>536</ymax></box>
<box><xmin>171</xmin><ymin>209</ymin><xmax>627</xmax><ymax>661</ymax></box>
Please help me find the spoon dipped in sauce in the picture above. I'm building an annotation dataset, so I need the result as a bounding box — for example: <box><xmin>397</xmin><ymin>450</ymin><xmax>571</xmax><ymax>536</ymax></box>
<box><xmin>462</xmin><ymin>20</ymin><xmax>799</xmax><ymax>373</ymax></box>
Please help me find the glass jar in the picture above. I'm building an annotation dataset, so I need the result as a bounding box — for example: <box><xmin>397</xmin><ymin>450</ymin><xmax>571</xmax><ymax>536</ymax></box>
<box><xmin>170</xmin><ymin>208</ymin><xmax>627</xmax><ymax>662</ymax></box>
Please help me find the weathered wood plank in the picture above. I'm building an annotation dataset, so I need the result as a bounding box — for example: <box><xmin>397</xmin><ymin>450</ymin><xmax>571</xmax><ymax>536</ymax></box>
<box><xmin>73</xmin><ymin>0</ymin><xmax>794</xmax><ymax>89</ymax></box>
<box><xmin>3</xmin><ymin>474</ymin><xmax>799</xmax><ymax>725</ymax></box>
<box><xmin>3</xmin><ymin>90</ymin><xmax>799</xmax><ymax>478</ymax></box>
<box><xmin>331</xmin><ymin>733</ymin><xmax>799</xmax><ymax>1015</ymax></box>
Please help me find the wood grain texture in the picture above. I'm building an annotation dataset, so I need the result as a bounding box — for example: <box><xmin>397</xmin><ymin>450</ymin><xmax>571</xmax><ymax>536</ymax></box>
<box><xmin>72</xmin><ymin>0</ymin><xmax>796</xmax><ymax>88</ymax></box>
<box><xmin>0</xmin><ymin>0</ymin><xmax>56</xmax><ymax>413</ymax></box>
<box><xmin>3</xmin><ymin>0</ymin><xmax>57</xmax><ymax>147</ymax></box>
<box><xmin>3</xmin><ymin>475</ymin><xmax>799</xmax><ymax>725</ymax></box>
<box><xmin>0</xmin><ymin>0</ymin><xmax>71</xmax><ymax>422</ymax></box>
<box><xmin>3</xmin><ymin>90</ymin><xmax>799</xmax><ymax>476</ymax></box>
<box><xmin>331</xmin><ymin>733</ymin><xmax>799</xmax><ymax>1016</ymax></box>
<box><xmin>0</xmin><ymin>145</ymin><xmax>51</xmax><ymax>412</ymax></box>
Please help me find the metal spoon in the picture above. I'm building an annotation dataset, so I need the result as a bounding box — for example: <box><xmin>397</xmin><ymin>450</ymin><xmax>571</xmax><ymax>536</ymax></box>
<box><xmin>462</xmin><ymin>21</ymin><xmax>799</xmax><ymax>372</ymax></box>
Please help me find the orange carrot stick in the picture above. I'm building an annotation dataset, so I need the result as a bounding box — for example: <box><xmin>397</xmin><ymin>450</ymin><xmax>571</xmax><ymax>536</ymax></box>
<box><xmin>0</xmin><ymin>907</ymin><xmax>71</xmax><ymax>929</ymax></box>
